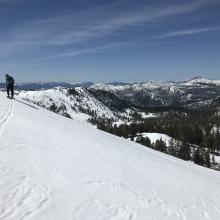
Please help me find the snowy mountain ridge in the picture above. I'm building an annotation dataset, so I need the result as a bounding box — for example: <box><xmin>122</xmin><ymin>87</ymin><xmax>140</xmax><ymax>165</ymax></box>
<box><xmin>88</xmin><ymin>76</ymin><xmax>220</xmax><ymax>91</ymax></box>
<box><xmin>181</xmin><ymin>76</ymin><xmax>220</xmax><ymax>86</ymax></box>
<box><xmin>1</xmin><ymin>76</ymin><xmax>219</xmax><ymax>90</ymax></box>
<box><xmin>90</xmin><ymin>77</ymin><xmax>220</xmax><ymax>109</ymax></box>
<box><xmin>90</xmin><ymin>76</ymin><xmax>220</xmax><ymax>91</ymax></box>
<box><xmin>16</xmin><ymin>76</ymin><xmax>220</xmax><ymax>124</ymax></box>
<box><xmin>18</xmin><ymin>87</ymin><xmax>134</xmax><ymax>123</ymax></box>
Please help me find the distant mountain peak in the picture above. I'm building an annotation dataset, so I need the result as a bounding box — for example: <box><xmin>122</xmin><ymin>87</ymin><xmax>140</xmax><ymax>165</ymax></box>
<box><xmin>190</xmin><ymin>76</ymin><xmax>206</xmax><ymax>80</ymax></box>
<box><xmin>185</xmin><ymin>76</ymin><xmax>211</xmax><ymax>84</ymax></box>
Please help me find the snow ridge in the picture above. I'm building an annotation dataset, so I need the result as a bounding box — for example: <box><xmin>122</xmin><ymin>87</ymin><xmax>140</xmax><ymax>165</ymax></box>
<box><xmin>18</xmin><ymin>87</ymin><xmax>119</xmax><ymax>122</ymax></box>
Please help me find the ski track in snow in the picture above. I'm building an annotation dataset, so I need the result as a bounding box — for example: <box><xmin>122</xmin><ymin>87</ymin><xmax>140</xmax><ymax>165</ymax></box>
<box><xmin>0</xmin><ymin>100</ymin><xmax>13</xmax><ymax>136</ymax></box>
<box><xmin>74</xmin><ymin>180</ymin><xmax>178</xmax><ymax>220</ymax></box>
<box><xmin>72</xmin><ymin>180</ymin><xmax>220</xmax><ymax>220</ymax></box>
<box><xmin>0</xmin><ymin>166</ymin><xmax>51</xmax><ymax>220</ymax></box>
<box><xmin>0</xmin><ymin>99</ymin><xmax>51</xmax><ymax>220</ymax></box>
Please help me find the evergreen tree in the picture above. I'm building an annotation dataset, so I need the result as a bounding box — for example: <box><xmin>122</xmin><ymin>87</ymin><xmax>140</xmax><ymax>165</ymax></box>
<box><xmin>49</xmin><ymin>102</ymin><xmax>58</xmax><ymax>113</ymax></box>
<box><xmin>211</xmin><ymin>153</ymin><xmax>215</xmax><ymax>165</ymax></box>
<box><xmin>136</xmin><ymin>135</ymin><xmax>152</xmax><ymax>148</ymax></box>
<box><xmin>167</xmin><ymin>139</ymin><xmax>177</xmax><ymax>157</ymax></box>
<box><xmin>154</xmin><ymin>138</ymin><xmax>167</xmax><ymax>153</ymax></box>
<box><xmin>178</xmin><ymin>143</ymin><xmax>191</xmax><ymax>161</ymax></box>
<box><xmin>193</xmin><ymin>149</ymin><xmax>202</xmax><ymax>165</ymax></box>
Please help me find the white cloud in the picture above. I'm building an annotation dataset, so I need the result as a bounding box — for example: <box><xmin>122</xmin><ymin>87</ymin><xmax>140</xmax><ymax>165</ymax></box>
<box><xmin>159</xmin><ymin>27</ymin><xmax>220</xmax><ymax>38</ymax></box>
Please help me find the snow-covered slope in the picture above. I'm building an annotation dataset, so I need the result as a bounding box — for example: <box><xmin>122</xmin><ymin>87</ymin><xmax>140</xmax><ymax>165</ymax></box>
<box><xmin>1</xmin><ymin>93</ymin><xmax>220</xmax><ymax>220</ymax></box>
<box><xmin>18</xmin><ymin>87</ymin><xmax>121</xmax><ymax>122</ymax></box>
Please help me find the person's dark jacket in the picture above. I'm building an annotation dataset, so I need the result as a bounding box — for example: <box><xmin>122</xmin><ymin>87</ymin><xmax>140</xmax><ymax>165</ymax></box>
<box><xmin>6</xmin><ymin>76</ymin><xmax>14</xmax><ymax>86</ymax></box>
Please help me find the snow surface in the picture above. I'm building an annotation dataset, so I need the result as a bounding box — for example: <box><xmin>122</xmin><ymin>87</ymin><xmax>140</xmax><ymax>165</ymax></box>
<box><xmin>139</xmin><ymin>112</ymin><xmax>158</xmax><ymax>119</ymax></box>
<box><xmin>1</xmin><ymin>93</ymin><xmax>220</xmax><ymax>220</ymax></box>
<box><xmin>136</xmin><ymin>133</ymin><xmax>172</xmax><ymax>145</ymax></box>
<box><xmin>112</xmin><ymin>121</ymin><xmax>132</xmax><ymax>127</ymax></box>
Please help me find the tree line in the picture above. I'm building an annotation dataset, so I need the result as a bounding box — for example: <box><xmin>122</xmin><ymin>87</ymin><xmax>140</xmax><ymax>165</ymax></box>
<box><xmin>97</xmin><ymin>109</ymin><xmax>220</xmax><ymax>169</ymax></box>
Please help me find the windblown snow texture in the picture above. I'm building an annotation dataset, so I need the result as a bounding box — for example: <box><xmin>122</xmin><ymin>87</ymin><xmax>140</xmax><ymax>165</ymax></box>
<box><xmin>0</xmin><ymin>92</ymin><xmax>220</xmax><ymax>220</ymax></box>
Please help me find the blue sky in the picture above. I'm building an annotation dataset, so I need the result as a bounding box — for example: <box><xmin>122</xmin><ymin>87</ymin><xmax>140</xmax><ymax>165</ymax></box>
<box><xmin>0</xmin><ymin>0</ymin><xmax>219</xmax><ymax>82</ymax></box>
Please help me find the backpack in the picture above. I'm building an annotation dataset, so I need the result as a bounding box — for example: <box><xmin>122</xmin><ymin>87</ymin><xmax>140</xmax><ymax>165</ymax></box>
<box><xmin>8</xmin><ymin>76</ymin><xmax>14</xmax><ymax>84</ymax></box>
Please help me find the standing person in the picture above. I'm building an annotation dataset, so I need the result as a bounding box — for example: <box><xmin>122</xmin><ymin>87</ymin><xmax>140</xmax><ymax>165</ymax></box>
<box><xmin>5</xmin><ymin>74</ymin><xmax>15</xmax><ymax>99</ymax></box>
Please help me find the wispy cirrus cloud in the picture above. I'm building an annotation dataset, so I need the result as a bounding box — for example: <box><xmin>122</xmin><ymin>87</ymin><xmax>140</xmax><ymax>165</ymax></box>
<box><xmin>30</xmin><ymin>0</ymin><xmax>214</xmax><ymax>46</ymax></box>
<box><xmin>0</xmin><ymin>0</ymin><xmax>218</xmax><ymax>59</ymax></box>
<box><xmin>35</xmin><ymin>42</ymin><xmax>130</xmax><ymax>62</ymax></box>
<box><xmin>159</xmin><ymin>26</ymin><xmax>220</xmax><ymax>38</ymax></box>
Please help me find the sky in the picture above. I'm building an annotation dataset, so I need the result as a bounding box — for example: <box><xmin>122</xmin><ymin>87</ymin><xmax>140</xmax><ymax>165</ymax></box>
<box><xmin>0</xmin><ymin>0</ymin><xmax>219</xmax><ymax>83</ymax></box>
